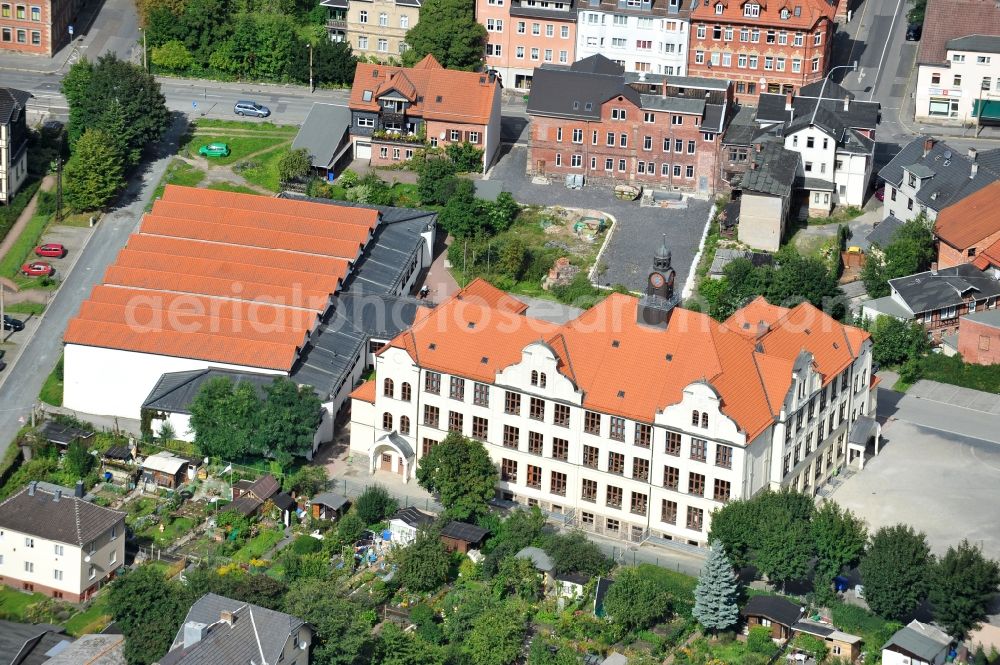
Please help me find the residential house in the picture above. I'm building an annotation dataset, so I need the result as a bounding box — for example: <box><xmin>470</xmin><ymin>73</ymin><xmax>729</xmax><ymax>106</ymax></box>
<box><xmin>0</xmin><ymin>0</ymin><xmax>83</xmax><ymax>56</ymax></box>
<box><xmin>574</xmin><ymin>0</ymin><xmax>694</xmax><ymax>78</ymax></box>
<box><xmin>310</xmin><ymin>492</ymin><xmax>350</xmax><ymax>520</ymax></box>
<box><xmin>348</xmin><ymin>55</ymin><xmax>502</xmax><ymax>172</ymax></box>
<box><xmin>958</xmin><ymin>309</ymin><xmax>1000</xmax><ymax>364</ymax></box>
<box><xmin>477</xmin><ymin>0</ymin><xmax>577</xmax><ymax>90</ymax></box>
<box><xmin>227</xmin><ymin>474</ymin><xmax>297</xmax><ymax>526</ymax></box>
<box><xmin>912</xmin><ymin>0</ymin><xmax>1000</xmax><ymax>125</ymax></box>
<box><xmin>0</xmin><ymin>87</ymin><xmax>30</xmax><ymax>205</ymax></box>
<box><xmin>0</xmin><ymin>620</ymin><xmax>69</xmax><ymax>665</ymax></box>
<box><xmin>792</xmin><ymin>619</ymin><xmax>863</xmax><ymax>662</ymax></box>
<box><xmin>878</xmin><ymin>136</ymin><xmax>1000</xmax><ymax>223</ymax></box>
<box><xmin>0</xmin><ymin>482</ymin><xmax>125</xmax><ymax>602</ymax></box>
<box><xmin>141</xmin><ymin>451</ymin><xmax>191</xmax><ymax>490</ymax></box>
<box><xmin>350</xmin><ymin>259</ymin><xmax>879</xmax><ymax>547</ymax></box>
<box><xmin>292</xmin><ymin>103</ymin><xmax>354</xmax><ymax>178</ymax></box>
<box><xmin>754</xmin><ymin>80</ymin><xmax>880</xmax><ymax>210</ymax></box>
<box><xmin>159</xmin><ymin>593</ymin><xmax>311</xmax><ymax>665</ymax></box>
<box><xmin>325</xmin><ymin>0</ymin><xmax>420</xmax><ymax>58</ymax></box>
<box><xmin>685</xmin><ymin>0</ymin><xmax>837</xmax><ymax>103</ymax></box>
<box><xmin>742</xmin><ymin>595</ymin><xmax>802</xmax><ymax>641</ymax></box>
<box><xmin>439</xmin><ymin>521</ymin><xmax>489</xmax><ymax>553</ymax></box>
<box><xmin>736</xmin><ymin>138</ymin><xmax>800</xmax><ymax>251</ymax></box>
<box><xmin>719</xmin><ymin>104</ymin><xmax>757</xmax><ymax>185</ymax></box>
<box><xmin>861</xmin><ymin>263</ymin><xmax>1000</xmax><ymax>339</ymax></box>
<box><xmin>525</xmin><ymin>55</ymin><xmax>732</xmax><ymax>194</ymax></box>
<box><xmin>387</xmin><ymin>506</ymin><xmax>433</xmax><ymax>545</ymax></box>
<box><xmin>46</xmin><ymin>634</ymin><xmax>126</xmax><ymax>665</ymax></box>
<box><xmin>882</xmin><ymin>620</ymin><xmax>954</xmax><ymax>665</ymax></box>
<box><xmin>933</xmin><ymin>180</ymin><xmax>1000</xmax><ymax>268</ymax></box>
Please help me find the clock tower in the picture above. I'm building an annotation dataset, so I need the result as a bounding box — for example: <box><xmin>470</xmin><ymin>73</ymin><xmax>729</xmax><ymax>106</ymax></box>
<box><xmin>637</xmin><ymin>235</ymin><xmax>678</xmax><ymax>328</ymax></box>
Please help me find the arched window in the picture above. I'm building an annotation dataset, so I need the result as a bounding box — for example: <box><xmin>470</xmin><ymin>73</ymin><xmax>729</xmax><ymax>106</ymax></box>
<box><xmin>383</xmin><ymin>378</ymin><xmax>394</xmax><ymax>398</ymax></box>
<box><xmin>701</xmin><ymin>412</ymin><xmax>709</xmax><ymax>428</ymax></box>
<box><xmin>539</xmin><ymin>373</ymin><xmax>547</xmax><ymax>388</ymax></box>
<box><xmin>400</xmin><ymin>416</ymin><xmax>410</xmax><ymax>435</ymax></box>
<box><xmin>401</xmin><ymin>382</ymin><xmax>412</xmax><ymax>401</ymax></box>
<box><xmin>531</xmin><ymin>370</ymin><xmax>539</xmax><ymax>386</ymax></box>
<box><xmin>692</xmin><ymin>410</ymin><xmax>700</xmax><ymax>426</ymax></box>
<box><xmin>382</xmin><ymin>412</ymin><xmax>393</xmax><ymax>430</ymax></box>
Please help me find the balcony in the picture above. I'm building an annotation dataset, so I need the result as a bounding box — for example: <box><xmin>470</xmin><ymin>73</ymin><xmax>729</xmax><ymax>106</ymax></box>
<box><xmin>326</xmin><ymin>19</ymin><xmax>347</xmax><ymax>29</ymax></box>
<box><xmin>371</xmin><ymin>130</ymin><xmax>425</xmax><ymax>145</ymax></box>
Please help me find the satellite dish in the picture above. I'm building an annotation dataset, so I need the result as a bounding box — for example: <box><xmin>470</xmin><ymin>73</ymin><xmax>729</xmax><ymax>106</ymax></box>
<box><xmin>944</xmin><ymin>150</ymin><xmax>952</xmax><ymax>159</ymax></box>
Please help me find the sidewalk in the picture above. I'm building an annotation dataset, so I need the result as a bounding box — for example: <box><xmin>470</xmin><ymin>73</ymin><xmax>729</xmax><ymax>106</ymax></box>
<box><xmin>0</xmin><ymin>175</ymin><xmax>55</xmax><ymax>261</ymax></box>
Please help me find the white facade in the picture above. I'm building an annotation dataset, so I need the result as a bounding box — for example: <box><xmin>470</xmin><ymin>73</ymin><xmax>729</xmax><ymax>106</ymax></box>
<box><xmin>916</xmin><ymin>46</ymin><xmax>1000</xmax><ymax>125</ymax></box>
<box><xmin>351</xmin><ymin>323</ymin><xmax>876</xmax><ymax>546</ymax></box>
<box><xmin>0</xmin><ymin>118</ymin><xmax>27</xmax><ymax>205</ymax></box>
<box><xmin>575</xmin><ymin>10</ymin><xmax>690</xmax><ymax>76</ymax></box>
<box><xmin>880</xmin><ymin>162</ymin><xmax>943</xmax><ymax>223</ymax></box>
<box><xmin>784</xmin><ymin>123</ymin><xmax>872</xmax><ymax>209</ymax></box>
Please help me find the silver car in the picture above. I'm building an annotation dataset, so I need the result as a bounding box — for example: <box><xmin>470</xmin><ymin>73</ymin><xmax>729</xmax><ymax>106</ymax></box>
<box><xmin>234</xmin><ymin>101</ymin><xmax>271</xmax><ymax>117</ymax></box>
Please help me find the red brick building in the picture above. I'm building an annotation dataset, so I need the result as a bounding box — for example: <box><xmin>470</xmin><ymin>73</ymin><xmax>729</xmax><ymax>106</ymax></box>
<box><xmin>934</xmin><ymin>180</ymin><xmax>1000</xmax><ymax>269</ymax></box>
<box><xmin>958</xmin><ymin>310</ymin><xmax>1000</xmax><ymax>365</ymax></box>
<box><xmin>0</xmin><ymin>0</ymin><xmax>83</xmax><ymax>56</ymax></box>
<box><xmin>685</xmin><ymin>0</ymin><xmax>837</xmax><ymax>102</ymax></box>
<box><xmin>525</xmin><ymin>55</ymin><xmax>732</xmax><ymax>195</ymax></box>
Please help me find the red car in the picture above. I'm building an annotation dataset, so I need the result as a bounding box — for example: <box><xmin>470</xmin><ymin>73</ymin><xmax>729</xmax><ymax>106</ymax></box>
<box><xmin>35</xmin><ymin>243</ymin><xmax>66</xmax><ymax>258</ymax></box>
<box><xmin>874</xmin><ymin>186</ymin><xmax>885</xmax><ymax>202</ymax></box>
<box><xmin>21</xmin><ymin>261</ymin><xmax>54</xmax><ymax>277</ymax></box>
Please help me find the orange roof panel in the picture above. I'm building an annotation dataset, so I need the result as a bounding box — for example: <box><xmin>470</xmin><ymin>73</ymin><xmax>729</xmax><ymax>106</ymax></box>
<box><xmin>160</xmin><ymin>185</ymin><xmax>378</xmax><ymax>227</ymax></box>
<box><xmin>935</xmin><ymin>180</ymin><xmax>1000</xmax><ymax>249</ymax></box>
<box><xmin>350</xmin><ymin>380</ymin><xmax>377</xmax><ymax>403</ymax></box>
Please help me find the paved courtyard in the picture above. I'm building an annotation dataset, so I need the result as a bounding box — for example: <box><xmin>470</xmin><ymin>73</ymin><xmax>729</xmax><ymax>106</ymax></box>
<box><xmin>488</xmin><ymin>146</ymin><xmax>713</xmax><ymax>292</ymax></box>
<box><xmin>830</xmin><ymin>418</ymin><xmax>1000</xmax><ymax>560</ymax></box>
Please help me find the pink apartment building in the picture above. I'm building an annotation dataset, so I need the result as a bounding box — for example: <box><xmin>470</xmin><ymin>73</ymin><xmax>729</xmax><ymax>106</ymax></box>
<box><xmin>478</xmin><ymin>0</ymin><xmax>577</xmax><ymax>90</ymax></box>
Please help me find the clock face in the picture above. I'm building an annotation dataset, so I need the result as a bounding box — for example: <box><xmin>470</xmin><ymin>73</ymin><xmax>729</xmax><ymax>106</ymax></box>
<box><xmin>649</xmin><ymin>272</ymin><xmax>665</xmax><ymax>288</ymax></box>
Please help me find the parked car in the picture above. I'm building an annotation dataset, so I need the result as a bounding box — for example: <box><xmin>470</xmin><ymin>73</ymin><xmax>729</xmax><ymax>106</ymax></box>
<box><xmin>874</xmin><ymin>186</ymin><xmax>885</xmax><ymax>201</ymax></box>
<box><xmin>35</xmin><ymin>243</ymin><xmax>66</xmax><ymax>258</ymax></box>
<box><xmin>2</xmin><ymin>315</ymin><xmax>23</xmax><ymax>332</ymax></box>
<box><xmin>906</xmin><ymin>23</ymin><xmax>922</xmax><ymax>40</ymax></box>
<box><xmin>21</xmin><ymin>261</ymin><xmax>54</xmax><ymax>277</ymax></box>
<box><xmin>233</xmin><ymin>101</ymin><xmax>270</xmax><ymax>117</ymax></box>
<box><xmin>198</xmin><ymin>142</ymin><xmax>231</xmax><ymax>157</ymax></box>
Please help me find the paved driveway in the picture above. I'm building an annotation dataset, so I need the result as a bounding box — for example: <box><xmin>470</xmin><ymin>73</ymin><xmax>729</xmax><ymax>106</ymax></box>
<box><xmin>488</xmin><ymin>145</ymin><xmax>713</xmax><ymax>292</ymax></box>
<box><xmin>905</xmin><ymin>379</ymin><xmax>1000</xmax><ymax>416</ymax></box>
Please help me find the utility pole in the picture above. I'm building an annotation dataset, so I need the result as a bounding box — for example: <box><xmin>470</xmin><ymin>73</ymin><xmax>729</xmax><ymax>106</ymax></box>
<box><xmin>308</xmin><ymin>43</ymin><xmax>314</xmax><ymax>93</ymax></box>
<box><xmin>55</xmin><ymin>155</ymin><xmax>63</xmax><ymax>223</ymax></box>
<box><xmin>143</xmin><ymin>30</ymin><xmax>148</xmax><ymax>72</ymax></box>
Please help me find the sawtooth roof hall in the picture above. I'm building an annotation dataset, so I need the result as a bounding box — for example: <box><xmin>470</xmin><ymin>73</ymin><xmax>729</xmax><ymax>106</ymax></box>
<box><xmin>62</xmin><ymin>186</ymin><xmax>435</xmax><ymax>448</ymax></box>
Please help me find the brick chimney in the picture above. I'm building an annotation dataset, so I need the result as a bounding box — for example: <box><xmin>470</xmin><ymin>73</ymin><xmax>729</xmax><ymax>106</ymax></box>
<box><xmin>923</xmin><ymin>137</ymin><xmax>935</xmax><ymax>157</ymax></box>
<box><xmin>785</xmin><ymin>92</ymin><xmax>793</xmax><ymax>111</ymax></box>
<box><xmin>220</xmin><ymin>610</ymin><xmax>235</xmax><ymax>625</ymax></box>
<box><xmin>971</xmin><ymin>162</ymin><xmax>979</xmax><ymax>179</ymax></box>
<box><xmin>968</xmin><ymin>147</ymin><xmax>978</xmax><ymax>162</ymax></box>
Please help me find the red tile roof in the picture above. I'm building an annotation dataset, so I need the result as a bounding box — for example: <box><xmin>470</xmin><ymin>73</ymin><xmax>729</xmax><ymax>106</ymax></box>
<box><xmin>934</xmin><ymin>180</ymin><xmax>1000</xmax><ymax>249</ymax></box>
<box><xmin>972</xmin><ymin>237</ymin><xmax>1000</xmax><ymax>270</ymax></box>
<box><xmin>64</xmin><ymin>187</ymin><xmax>377</xmax><ymax>371</ymax></box>
<box><xmin>349</xmin><ymin>55</ymin><xmax>500</xmax><ymax>126</ymax></box>
<box><xmin>382</xmin><ymin>281</ymin><xmax>868</xmax><ymax>442</ymax></box>
<box><xmin>691</xmin><ymin>0</ymin><xmax>836</xmax><ymax>29</ymax></box>
<box><xmin>916</xmin><ymin>0</ymin><xmax>1000</xmax><ymax>65</ymax></box>
<box><xmin>350</xmin><ymin>380</ymin><xmax>377</xmax><ymax>403</ymax></box>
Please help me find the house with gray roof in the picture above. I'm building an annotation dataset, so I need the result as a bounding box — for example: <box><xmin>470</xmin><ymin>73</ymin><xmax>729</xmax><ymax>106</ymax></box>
<box><xmin>0</xmin><ymin>483</ymin><xmax>125</xmax><ymax>603</ymax></box>
<box><xmin>0</xmin><ymin>87</ymin><xmax>31</xmax><ymax>205</ymax></box>
<box><xmin>881</xmin><ymin>620</ymin><xmax>954</xmax><ymax>665</ymax></box>
<box><xmin>735</xmin><ymin>138</ymin><xmax>801</xmax><ymax>252</ymax></box>
<box><xmin>0</xmin><ymin>620</ymin><xmax>68</xmax><ymax>665</ymax></box>
<box><xmin>159</xmin><ymin>593</ymin><xmax>311</xmax><ymax>665</ymax></box>
<box><xmin>861</xmin><ymin>263</ymin><xmax>1000</xmax><ymax>339</ymax></box>
<box><xmin>292</xmin><ymin>103</ymin><xmax>352</xmax><ymax>176</ymax></box>
<box><xmin>878</xmin><ymin>136</ymin><xmax>1000</xmax><ymax>224</ymax></box>
<box><xmin>865</xmin><ymin>214</ymin><xmax>905</xmax><ymax>254</ymax></box>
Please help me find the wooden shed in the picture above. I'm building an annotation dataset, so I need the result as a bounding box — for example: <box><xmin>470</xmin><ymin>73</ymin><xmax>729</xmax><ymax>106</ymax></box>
<box><xmin>439</xmin><ymin>521</ymin><xmax>489</xmax><ymax>554</ymax></box>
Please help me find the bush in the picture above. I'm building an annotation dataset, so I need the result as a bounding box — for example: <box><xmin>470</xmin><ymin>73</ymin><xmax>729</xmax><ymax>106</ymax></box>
<box><xmin>35</xmin><ymin>190</ymin><xmax>57</xmax><ymax>216</ymax></box>
<box><xmin>291</xmin><ymin>535</ymin><xmax>323</xmax><ymax>555</ymax></box>
<box><xmin>354</xmin><ymin>485</ymin><xmax>398</xmax><ymax>525</ymax></box>
<box><xmin>445</xmin><ymin>141</ymin><xmax>484</xmax><ymax>172</ymax></box>
<box><xmin>747</xmin><ymin>625</ymin><xmax>775</xmax><ymax>654</ymax></box>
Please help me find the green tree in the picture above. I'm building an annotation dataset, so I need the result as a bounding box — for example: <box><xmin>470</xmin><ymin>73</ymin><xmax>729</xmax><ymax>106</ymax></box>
<box><xmin>409</xmin><ymin>603</ymin><xmax>444</xmax><ymax>645</ymax></box>
<box><xmin>707</xmin><ymin>498</ymin><xmax>760</xmax><ymax>570</ymax></box>
<box><xmin>930</xmin><ymin>540</ymin><xmax>1000</xmax><ymax>638</ymax></box>
<box><xmin>151</xmin><ymin>39</ymin><xmax>194</xmax><ymax>70</ymax></box>
<box><xmin>258</xmin><ymin>377</ymin><xmax>323</xmax><ymax>468</ymax></box>
<box><xmin>107</xmin><ymin>566</ymin><xmax>188</xmax><ymax>665</ymax></box>
<box><xmin>445</xmin><ymin>141</ymin><xmax>485</xmax><ymax>172</ymax></box>
<box><xmin>283</xmin><ymin>577</ymin><xmax>376</xmax><ymax>665</ymax></box>
<box><xmin>375</xmin><ymin>622</ymin><xmax>446</xmax><ymax>665</ymax></box>
<box><xmin>543</xmin><ymin>531</ymin><xmax>610</xmax><ymax>577</ymax></box>
<box><xmin>812</xmin><ymin>502</ymin><xmax>868</xmax><ymax>601</ymax></box>
<box><xmin>463</xmin><ymin>601</ymin><xmax>529</xmax><ymax>665</ymax></box>
<box><xmin>436</xmin><ymin>179</ymin><xmax>481</xmax><ymax>239</ymax></box>
<box><xmin>284</xmin><ymin>464</ymin><xmax>328</xmax><ymax>495</ymax></box>
<box><xmin>528</xmin><ymin>639</ymin><xmax>580</xmax><ymax>665</ymax></box>
<box><xmin>64</xmin><ymin>439</ymin><xmax>94</xmax><ymax>479</ymax></box>
<box><xmin>441</xmin><ymin>585</ymin><xmax>500</xmax><ymax>644</ymax></box>
<box><xmin>277</xmin><ymin>147</ymin><xmax>312</xmax><ymax>183</ymax></box>
<box><xmin>63</xmin><ymin>128</ymin><xmax>125</xmax><ymax>211</ymax></box>
<box><xmin>337</xmin><ymin>512</ymin><xmax>366</xmax><ymax>544</ymax></box>
<box><xmin>482</xmin><ymin>507</ymin><xmax>545</xmax><ymax>576</ymax></box>
<box><xmin>416</xmin><ymin>157</ymin><xmax>459</xmax><ymax>206</ymax></box>
<box><xmin>604</xmin><ymin>564</ymin><xmax>674</xmax><ymax>632</ymax></box>
<box><xmin>493</xmin><ymin>555</ymin><xmax>543</xmax><ymax>601</ymax></box>
<box><xmin>766</xmin><ymin>250</ymin><xmax>845</xmax><ymax>318</ymax></box>
<box><xmin>868</xmin><ymin>315</ymin><xmax>930</xmax><ymax>367</ymax></box>
<box><xmin>860</xmin><ymin>524</ymin><xmax>934</xmax><ymax>620</ymax></box>
<box><xmin>746</xmin><ymin>626</ymin><xmax>775</xmax><ymax>654</ymax></box>
<box><xmin>287</xmin><ymin>38</ymin><xmax>358</xmax><ymax>86</ymax></box>
<box><xmin>188</xmin><ymin>377</ymin><xmax>261</xmax><ymax>459</ymax></box>
<box><xmin>693</xmin><ymin>541</ymin><xmax>740</xmax><ymax>633</ymax></box>
<box><xmin>354</xmin><ymin>484</ymin><xmax>398</xmax><ymax>525</ymax></box>
<box><xmin>792</xmin><ymin>633</ymin><xmax>828</xmax><ymax>663</ymax></box>
<box><xmin>907</xmin><ymin>0</ymin><xmax>926</xmax><ymax>24</ymax></box>
<box><xmin>862</xmin><ymin>215</ymin><xmax>934</xmax><ymax>298</ymax></box>
<box><xmin>397</xmin><ymin>528</ymin><xmax>450</xmax><ymax>592</ymax></box>
<box><xmin>416</xmin><ymin>432</ymin><xmax>498</xmax><ymax>521</ymax></box>
<box><xmin>495</xmin><ymin>236</ymin><xmax>528</xmax><ymax>281</ymax></box>
<box><xmin>486</xmin><ymin>192</ymin><xmax>520</xmax><ymax>233</ymax></box>
<box><xmin>401</xmin><ymin>0</ymin><xmax>486</xmax><ymax>70</ymax></box>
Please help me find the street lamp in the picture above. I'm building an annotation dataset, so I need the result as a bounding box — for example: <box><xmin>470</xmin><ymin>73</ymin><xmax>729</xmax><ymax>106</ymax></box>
<box><xmin>810</xmin><ymin>61</ymin><xmax>858</xmax><ymax>125</ymax></box>
<box><xmin>307</xmin><ymin>43</ymin><xmax>313</xmax><ymax>93</ymax></box>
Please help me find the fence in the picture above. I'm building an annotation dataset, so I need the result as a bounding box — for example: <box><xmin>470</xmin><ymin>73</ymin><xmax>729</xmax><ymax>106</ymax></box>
<box><xmin>331</xmin><ymin>477</ymin><xmax>445</xmax><ymax>514</ymax></box>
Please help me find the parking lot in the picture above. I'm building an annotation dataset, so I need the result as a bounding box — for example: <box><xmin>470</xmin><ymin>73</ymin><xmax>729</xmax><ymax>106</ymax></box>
<box><xmin>487</xmin><ymin>145</ymin><xmax>713</xmax><ymax>292</ymax></box>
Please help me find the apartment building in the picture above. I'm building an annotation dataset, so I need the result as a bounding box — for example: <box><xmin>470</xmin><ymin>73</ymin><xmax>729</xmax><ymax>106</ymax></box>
<box><xmin>0</xmin><ymin>482</ymin><xmax>126</xmax><ymax>602</ymax></box>
<box><xmin>477</xmin><ymin>0</ymin><xmax>578</xmax><ymax>90</ymax></box>
<box><xmin>349</xmin><ymin>55</ymin><xmax>502</xmax><ymax>171</ymax></box>
<box><xmin>328</xmin><ymin>0</ymin><xmax>421</xmax><ymax>58</ymax></box>
<box><xmin>0</xmin><ymin>87</ymin><xmax>29</xmax><ymax>205</ymax></box>
<box><xmin>686</xmin><ymin>0</ymin><xmax>836</xmax><ymax>103</ymax></box>
<box><xmin>351</xmin><ymin>251</ymin><xmax>878</xmax><ymax>547</ymax></box>
<box><xmin>0</xmin><ymin>0</ymin><xmax>82</xmax><ymax>56</ymax></box>
<box><xmin>526</xmin><ymin>54</ymin><xmax>731</xmax><ymax>194</ymax></box>
<box><xmin>575</xmin><ymin>0</ymin><xmax>694</xmax><ymax>76</ymax></box>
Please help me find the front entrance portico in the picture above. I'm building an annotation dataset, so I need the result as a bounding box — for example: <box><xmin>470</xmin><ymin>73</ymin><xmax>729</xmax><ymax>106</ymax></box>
<box><xmin>848</xmin><ymin>416</ymin><xmax>881</xmax><ymax>470</ymax></box>
<box><xmin>370</xmin><ymin>431</ymin><xmax>415</xmax><ymax>483</ymax></box>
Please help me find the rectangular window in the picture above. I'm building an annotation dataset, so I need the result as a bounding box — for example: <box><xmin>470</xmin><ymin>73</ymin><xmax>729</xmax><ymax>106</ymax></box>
<box><xmin>583</xmin><ymin>445</ymin><xmax>599</xmax><ymax>468</ymax></box>
<box><xmin>665</xmin><ymin>431</ymin><xmax>681</xmax><ymax>456</ymax></box>
<box><xmin>663</xmin><ymin>465</ymin><xmax>680</xmax><ymax>490</ymax></box>
<box><xmin>630</xmin><ymin>491</ymin><xmax>648</xmax><ymax>516</ymax></box>
<box><xmin>635</xmin><ymin>423</ymin><xmax>652</xmax><ymax>448</ymax></box>
<box><xmin>422</xmin><ymin>438</ymin><xmax>438</xmax><ymax>457</ymax></box>
<box><xmin>632</xmin><ymin>457</ymin><xmax>650</xmax><ymax>482</ymax></box>
<box><xmin>609</xmin><ymin>416</ymin><xmax>626</xmax><ymax>441</ymax></box>
<box><xmin>528</xmin><ymin>431</ymin><xmax>544</xmax><ymax>455</ymax></box>
<box><xmin>505</xmin><ymin>391</ymin><xmax>521</xmax><ymax>415</ymax></box>
<box><xmin>620</xmin><ymin>133</ymin><xmax>628</xmax><ymax>147</ymax></box>
<box><xmin>501</xmin><ymin>458</ymin><xmax>518</xmax><ymax>483</ymax></box>
<box><xmin>25</xmin><ymin>561</ymin><xmax>33</xmax><ymax>573</ymax></box>
<box><xmin>53</xmin><ymin>569</ymin><xmax>63</xmax><ymax>581</ymax></box>
<box><xmin>473</xmin><ymin>382</ymin><xmax>489</xmax><ymax>407</ymax></box>
<box><xmin>517</xmin><ymin>20</ymin><xmax>525</xmax><ymax>33</ymax></box>
<box><xmin>606</xmin><ymin>485</ymin><xmax>623</xmax><ymax>508</ymax></box>
<box><xmin>581</xmin><ymin>478</ymin><xmax>598</xmax><ymax>502</ymax></box>
<box><xmin>532</xmin><ymin>22</ymin><xmax>540</xmax><ymax>34</ymax></box>
<box><xmin>54</xmin><ymin>544</ymin><xmax>63</xmax><ymax>556</ymax></box>
<box><xmin>661</xmin><ymin>499</ymin><xmax>677</xmax><ymax>524</ymax></box>
<box><xmin>687</xmin><ymin>506</ymin><xmax>704</xmax><ymax>531</ymax></box>
<box><xmin>643</xmin><ymin>135</ymin><xmax>653</xmax><ymax>151</ymax></box>
<box><xmin>553</xmin><ymin>403</ymin><xmax>570</xmax><ymax>427</ymax></box>
<box><xmin>25</xmin><ymin>537</ymin><xmax>33</xmax><ymax>548</ymax></box>
<box><xmin>690</xmin><ymin>438</ymin><xmax>707</xmax><ymax>462</ymax></box>
<box><xmin>472</xmin><ymin>416</ymin><xmax>488</xmax><ymax>440</ymax></box>
<box><xmin>606</xmin><ymin>518</ymin><xmax>620</xmax><ymax>534</ymax></box>
<box><xmin>503</xmin><ymin>425</ymin><xmax>519</xmax><ymax>449</ymax></box>
<box><xmin>581</xmin><ymin>511</ymin><xmax>594</xmax><ymax>525</ymax></box>
<box><xmin>572</xmin><ymin>128</ymin><xmax>583</xmax><ymax>143</ymax></box>
<box><xmin>584</xmin><ymin>410</ymin><xmax>601</xmax><ymax>435</ymax></box>
<box><xmin>689</xmin><ymin>472</ymin><xmax>705</xmax><ymax>496</ymax></box>
<box><xmin>606</xmin><ymin>132</ymin><xmax>615</xmax><ymax>146</ymax></box>
<box><xmin>527</xmin><ymin>465</ymin><xmax>542</xmax><ymax>489</ymax></box>
<box><xmin>448</xmin><ymin>411</ymin><xmax>463</xmax><ymax>433</ymax></box>
<box><xmin>450</xmin><ymin>377</ymin><xmax>465</xmax><ymax>400</ymax></box>
<box><xmin>715</xmin><ymin>444</ymin><xmax>732</xmax><ymax>468</ymax></box>
<box><xmin>530</xmin><ymin>397</ymin><xmax>545</xmax><ymax>420</ymax></box>
<box><xmin>551</xmin><ymin>471</ymin><xmax>567</xmax><ymax>496</ymax></box>
<box><xmin>552</xmin><ymin>437</ymin><xmax>569</xmax><ymax>461</ymax></box>
<box><xmin>608</xmin><ymin>452</ymin><xmax>625</xmax><ymax>475</ymax></box>
<box><xmin>425</xmin><ymin>371</ymin><xmax>441</xmax><ymax>394</ymax></box>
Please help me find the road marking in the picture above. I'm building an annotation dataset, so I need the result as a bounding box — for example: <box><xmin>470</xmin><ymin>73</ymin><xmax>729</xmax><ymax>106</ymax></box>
<box><xmin>869</xmin><ymin>0</ymin><xmax>907</xmax><ymax>101</ymax></box>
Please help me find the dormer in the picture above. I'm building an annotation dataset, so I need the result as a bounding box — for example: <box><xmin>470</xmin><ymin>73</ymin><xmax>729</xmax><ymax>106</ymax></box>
<box><xmin>742</xmin><ymin>0</ymin><xmax>761</xmax><ymax>17</ymax></box>
<box><xmin>903</xmin><ymin>163</ymin><xmax>935</xmax><ymax>192</ymax></box>
<box><xmin>495</xmin><ymin>341</ymin><xmax>582</xmax><ymax>403</ymax></box>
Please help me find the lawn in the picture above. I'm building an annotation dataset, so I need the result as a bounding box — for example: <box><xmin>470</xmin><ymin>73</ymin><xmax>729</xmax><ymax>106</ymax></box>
<box><xmin>0</xmin><ymin>586</ymin><xmax>47</xmax><ymax>620</ymax></box>
<box><xmin>140</xmin><ymin>515</ymin><xmax>197</xmax><ymax>548</ymax></box>
<box><xmin>59</xmin><ymin>212</ymin><xmax>97</xmax><ymax>228</ymax></box>
<box><xmin>0</xmin><ymin>211</ymin><xmax>53</xmax><ymax>279</ymax></box>
<box><xmin>207</xmin><ymin>181</ymin><xmax>260</xmax><ymax>194</ymax></box>
<box><xmin>920</xmin><ymin>353</ymin><xmax>1000</xmax><ymax>393</ymax></box>
<box><xmin>237</xmin><ymin>147</ymin><xmax>287</xmax><ymax>192</ymax></box>
<box><xmin>192</xmin><ymin>119</ymin><xmax>298</xmax><ymax>134</ymax></box>
<box><xmin>185</xmin><ymin>134</ymin><xmax>292</xmax><ymax>166</ymax></box>
<box><xmin>125</xmin><ymin>497</ymin><xmax>160</xmax><ymax>526</ymax></box>
<box><xmin>39</xmin><ymin>355</ymin><xmax>63</xmax><ymax>406</ymax></box>
<box><xmin>5</xmin><ymin>302</ymin><xmax>45</xmax><ymax>315</ymax></box>
<box><xmin>0</xmin><ymin>178</ymin><xmax>41</xmax><ymax>246</ymax></box>
<box><xmin>64</xmin><ymin>593</ymin><xmax>111</xmax><ymax>636</ymax></box>
<box><xmin>232</xmin><ymin>527</ymin><xmax>285</xmax><ymax>562</ymax></box>
<box><xmin>147</xmin><ymin>159</ymin><xmax>206</xmax><ymax>211</ymax></box>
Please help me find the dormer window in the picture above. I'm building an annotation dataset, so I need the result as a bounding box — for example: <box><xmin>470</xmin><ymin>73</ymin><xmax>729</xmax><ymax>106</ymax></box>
<box><xmin>780</xmin><ymin>7</ymin><xmax>789</xmax><ymax>18</ymax></box>
<box><xmin>715</xmin><ymin>2</ymin><xmax>723</xmax><ymax>12</ymax></box>
<box><xmin>743</xmin><ymin>2</ymin><xmax>759</xmax><ymax>16</ymax></box>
